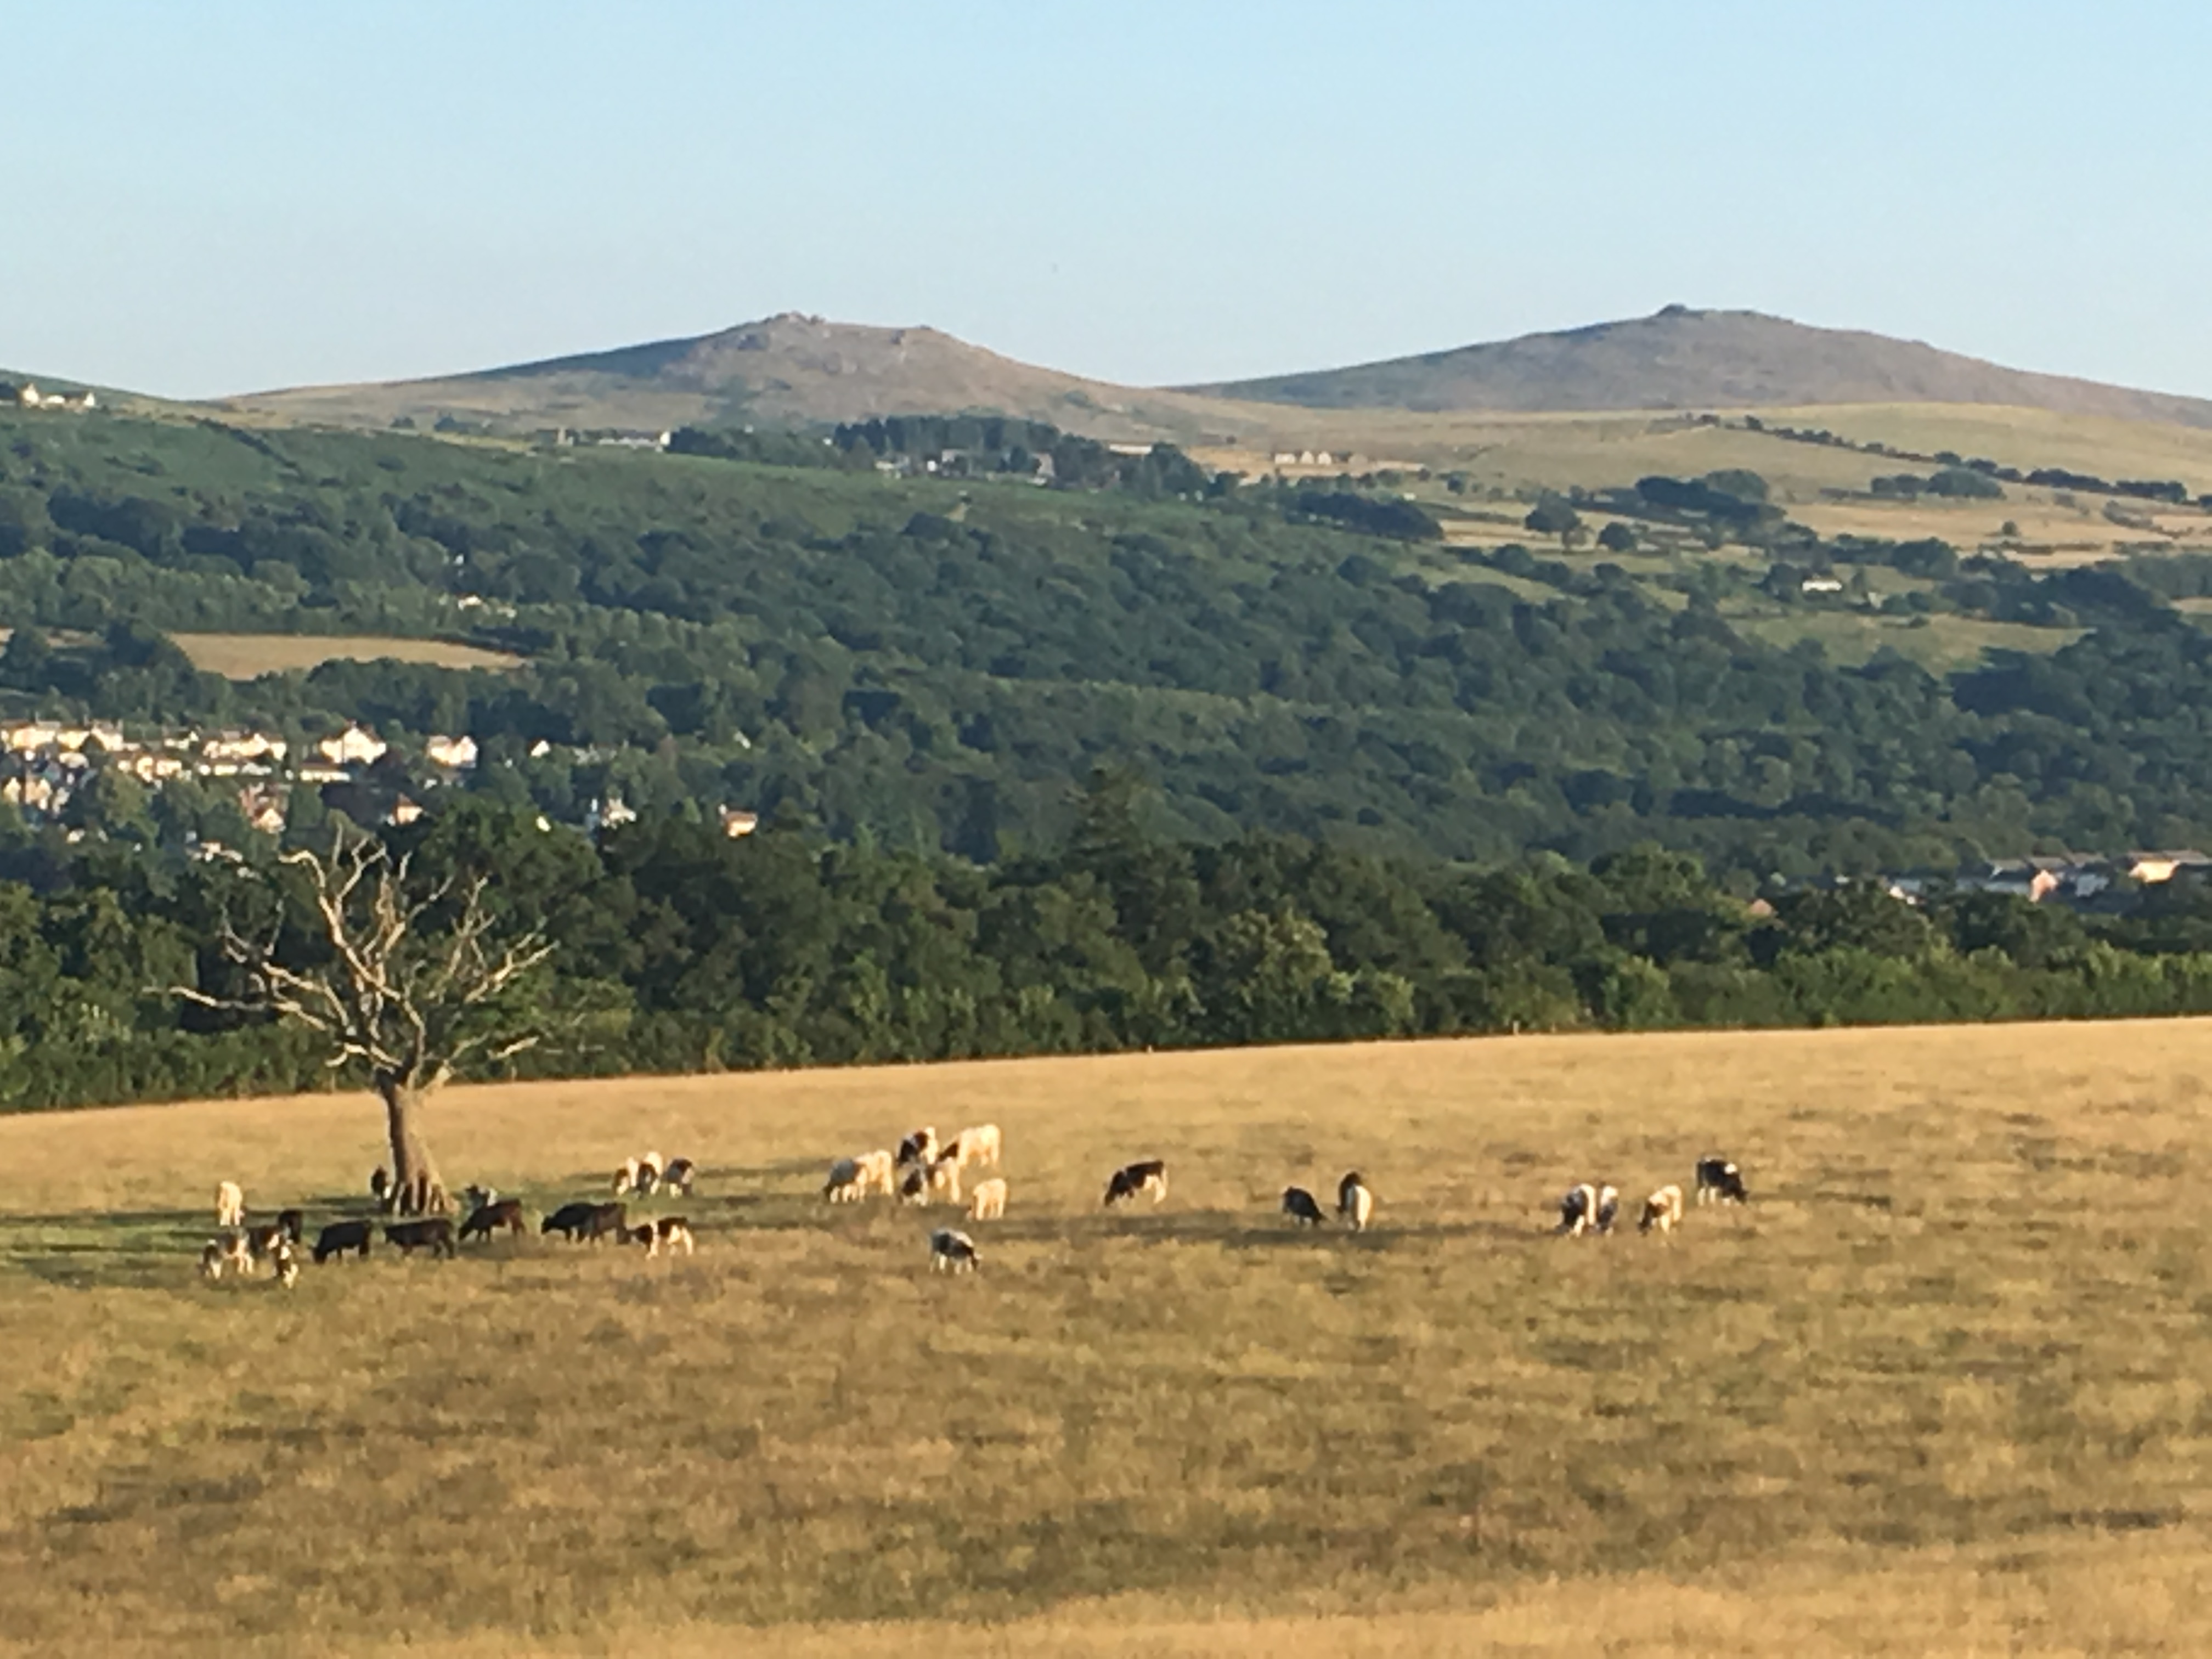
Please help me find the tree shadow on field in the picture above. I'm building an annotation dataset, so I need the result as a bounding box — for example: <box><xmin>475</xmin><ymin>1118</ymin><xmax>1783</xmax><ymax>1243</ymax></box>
<box><xmin>1217</xmin><ymin>1216</ymin><xmax>1534</xmax><ymax>1253</ymax></box>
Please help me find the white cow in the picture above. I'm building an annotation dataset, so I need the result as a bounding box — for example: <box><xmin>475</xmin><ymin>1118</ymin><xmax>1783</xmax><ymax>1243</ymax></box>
<box><xmin>929</xmin><ymin>1228</ymin><xmax>980</xmax><ymax>1273</ymax></box>
<box><xmin>968</xmin><ymin>1178</ymin><xmax>1007</xmax><ymax>1222</ymax></box>
<box><xmin>1639</xmin><ymin>1184</ymin><xmax>1685</xmax><ymax>1236</ymax></box>
<box><xmin>215</xmin><ymin>1181</ymin><xmax>245</xmax><ymax>1228</ymax></box>
<box><xmin>613</xmin><ymin>1156</ymin><xmax>641</xmax><ymax>1196</ymax></box>
<box><xmin>1338</xmin><ymin>1172</ymin><xmax>1374</xmax><ymax>1232</ymax></box>
<box><xmin>854</xmin><ymin>1149</ymin><xmax>897</xmax><ymax>1198</ymax></box>
<box><xmin>947</xmin><ymin>1124</ymin><xmax>1002</xmax><ymax>1171</ymax></box>
<box><xmin>927</xmin><ymin>1154</ymin><xmax>963</xmax><ymax>1206</ymax></box>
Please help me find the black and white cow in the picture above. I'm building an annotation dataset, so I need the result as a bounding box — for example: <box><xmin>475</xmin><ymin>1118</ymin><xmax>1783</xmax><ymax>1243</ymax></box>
<box><xmin>1695</xmin><ymin>1156</ymin><xmax>1748</xmax><ymax>1205</ymax></box>
<box><xmin>1103</xmin><ymin>1160</ymin><xmax>1169</xmax><ymax>1207</ymax></box>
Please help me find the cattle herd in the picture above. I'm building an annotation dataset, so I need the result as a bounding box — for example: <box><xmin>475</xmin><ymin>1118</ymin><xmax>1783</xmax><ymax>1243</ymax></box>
<box><xmin>192</xmin><ymin>1126</ymin><xmax>1752</xmax><ymax>1290</ymax></box>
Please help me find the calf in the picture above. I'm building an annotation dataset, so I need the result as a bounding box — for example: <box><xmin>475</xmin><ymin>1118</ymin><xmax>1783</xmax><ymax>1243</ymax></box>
<box><xmin>244</xmin><ymin>1222</ymin><xmax>290</xmax><ymax>1264</ymax></box>
<box><xmin>219</xmin><ymin>1229</ymin><xmax>255</xmax><ymax>1276</ymax></box>
<box><xmin>633</xmin><ymin>1151</ymin><xmax>664</xmax><ymax>1196</ymax></box>
<box><xmin>661</xmin><ymin>1157</ymin><xmax>697</xmax><ymax>1197</ymax></box>
<box><xmin>898</xmin><ymin>1166</ymin><xmax>930</xmax><ymax>1206</ymax></box>
<box><xmin>612</xmin><ymin>1157</ymin><xmax>641</xmax><ymax>1196</ymax></box>
<box><xmin>1338</xmin><ymin>1172</ymin><xmax>1374</xmax><ymax>1232</ymax></box>
<box><xmin>1104</xmin><ymin>1160</ymin><xmax>1169</xmax><ymax>1207</ymax></box>
<box><xmin>646</xmin><ymin>1217</ymin><xmax>695</xmax><ymax>1257</ymax></box>
<box><xmin>313</xmin><ymin>1219</ymin><xmax>374</xmax><ymax>1263</ymax></box>
<box><xmin>1282</xmin><ymin>1186</ymin><xmax>1327</xmax><ymax>1227</ymax></box>
<box><xmin>926</xmin><ymin>1154</ymin><xmax>963</xmax><ymax>1207</ymax></box>
<box><xmin>385</xmin><ymin>1217</ymin><xmax>457</xmax><ymax>1259</ymax></box>
<box><xmin>1695</xmin><ymin>1156</ymin><xmax>1749</xmax><ymax>1205</ymax></box>
<box><xmin>459</xmin><ymin>1198</ymin><xmax>527</xmax><ymax>1242</ymax></box>
<box><xmin>540</xmin><ymin>1200</ymin><xmax>599</xmax><ymax>1240</ymax></box>
<box><xmin>946</xmin><ymin>1123</ymin><xmax>1002</xmax><ymax>1171</ymax></box>
<box><xmin>929</xmin><ymin>1228</ymin><xmax>980</xmax><ymax>1274</ymax></box>
<box><xmin>199</xmin><ymin>1239</ymin><xmax>227</xmax><ymax>1280</ymax></box>
<box><xmin>272</xmin><ymin>1240</ymin><xmax>300</xmax><ymax>1289</ymax></box>
<box><xmin>1639</xmin><ymin>1184</ymin><xmax>1685</xmax><ymax>1236</ymax></box>
<box><xmin>215</xmin><ymin>1181</ymin><xmax>245</xmax><ymax>1229</ymax></box>
<box><xmin>968</xmin><ymin>1177</ymin><xmax>1007</xmax><ymax>1222</ymax></box>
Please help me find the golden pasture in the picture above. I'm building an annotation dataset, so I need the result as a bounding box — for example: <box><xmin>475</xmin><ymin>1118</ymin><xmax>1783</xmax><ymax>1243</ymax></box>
<box><xmin>3</xmin><ymin>1022</ymin><xmax>2210</xmax><ymax>1655</ymax></box>
<box><xmin>170</xmin><ymin>633</ymin><xmax>524</xmax><ymax>679</ymax></box>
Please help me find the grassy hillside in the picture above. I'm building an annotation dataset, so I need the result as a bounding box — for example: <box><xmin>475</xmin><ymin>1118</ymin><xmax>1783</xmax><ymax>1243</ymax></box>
<box><xmin>3</xmin><ymin>1023</ymin><xmax>2210</xmax><ymax>1653</ymax></box>
<box><xmin>1192</xmin><ymin>306</ymin><xmax>2212</xmax><ymax>430</ymax></box>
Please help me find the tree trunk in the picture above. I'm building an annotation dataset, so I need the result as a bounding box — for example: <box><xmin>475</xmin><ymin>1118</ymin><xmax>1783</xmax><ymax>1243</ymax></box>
<box><xmin>377</xmin><ymin>1076</ymin><xmax>448</xmax><ymax>1215</ymax></box>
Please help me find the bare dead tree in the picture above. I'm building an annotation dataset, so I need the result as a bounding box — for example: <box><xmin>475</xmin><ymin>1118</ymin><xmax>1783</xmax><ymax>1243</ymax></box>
<box><xmin>178</xmin><ymin>827</ymin><xmax>554</xmax><ymax>1215</ymax></box>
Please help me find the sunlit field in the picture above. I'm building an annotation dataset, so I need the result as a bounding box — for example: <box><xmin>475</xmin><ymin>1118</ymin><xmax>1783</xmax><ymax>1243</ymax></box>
<box><xmin>3</xmin><ymin>1022</ymin><xmax>2210</xmax><ymax>1655</ymax></box>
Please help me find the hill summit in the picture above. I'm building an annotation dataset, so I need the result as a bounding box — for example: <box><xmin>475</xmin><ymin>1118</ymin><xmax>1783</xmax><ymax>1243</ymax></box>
<box><xmin>1186</xmin><ymin>306</ymin><xmax>2212</xmax><ymax>430</ymax></box>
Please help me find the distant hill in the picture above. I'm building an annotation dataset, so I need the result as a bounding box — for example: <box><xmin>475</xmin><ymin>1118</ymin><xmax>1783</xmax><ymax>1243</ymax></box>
<box><xmin>223</xmin><ymin>313</ymin><xmax>1244</xmax><ymax>443</ymax></box>
<box><xmin>1187</xmin><ymin>306</ymin><xmax>2212</xmax><ymax>431</ymax></box>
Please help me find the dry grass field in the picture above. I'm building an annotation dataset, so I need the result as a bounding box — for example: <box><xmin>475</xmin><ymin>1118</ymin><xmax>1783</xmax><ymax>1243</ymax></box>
<box><xmin>168</xmin><ymin>633</ymin><xmax>525</xmax><ymax>680</ymax></box>
<box><xmin>4</xmin><ymin>1023</ymin><xmax>2212</xmax><ymax>1656</ymax></box>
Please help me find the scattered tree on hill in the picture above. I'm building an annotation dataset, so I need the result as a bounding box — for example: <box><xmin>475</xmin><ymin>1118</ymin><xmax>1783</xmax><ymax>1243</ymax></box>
<box><xmin>1597</xmin><ymin>521</ymin><xmax>1640</xmax><ymax>554</ymax></box>
<box><xmin>178</xmin><ymin>827</ymin><xmax>555</xmax><ymax>1214</ymax></box>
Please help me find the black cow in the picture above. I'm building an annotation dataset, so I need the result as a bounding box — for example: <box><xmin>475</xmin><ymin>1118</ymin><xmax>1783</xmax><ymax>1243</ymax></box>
<box><xmin>1103</xmin><ymin>1159</ymin><xmax>1168</xmax><ymax>1207</ymax></box>
<box><xmin>1282</xmin><ymin>1186</ymin><xmax>1327</xmax><ymax>1226</ymax></box>
<box><xmin>313</xmin><ymin>1219</ymin><xmax>373</xmax><ymax>1263</ymax></box>
<box><xmin>1695</xmin><ymin>1156</ymin><xmax>1749</xmax><ymax>1205</ymax></box>
<box><xmin>275</xmin><ymin>1207</ymin><xmax>304</xmax><ymax>1244</ymax></box>
<box><xmin>459</xmin><ymin>1198</ymin><xmax>528</xmax><ymax>1242</ymax></box>
<box><xmin>580</xmin><ymin>1201</ymin><xmax>629</xmax><ymax>1243</ymax></box>
<box><xmin>385</xmin><ymin>1217</ymin><xmax>457</xmax><ymax>1259</ymax></box>
<box><xmin>540</xmin><ymin>1200</ymin><xmax>599</xmax><ymax>1240</ymax></box>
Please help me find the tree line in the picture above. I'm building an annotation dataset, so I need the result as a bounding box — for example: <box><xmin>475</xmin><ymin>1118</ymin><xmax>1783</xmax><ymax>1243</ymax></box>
<box><xmin>10</xmin><ymin>785</ymin><xmax>2212</xmax><ymax>1115</ymax></box>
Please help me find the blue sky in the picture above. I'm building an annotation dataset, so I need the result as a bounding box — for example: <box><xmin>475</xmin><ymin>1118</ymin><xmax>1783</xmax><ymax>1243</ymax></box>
<box><xmin>6</xmin><ymin>1</ymin><xmax>2206</xmax><ymax>400</ymax></box>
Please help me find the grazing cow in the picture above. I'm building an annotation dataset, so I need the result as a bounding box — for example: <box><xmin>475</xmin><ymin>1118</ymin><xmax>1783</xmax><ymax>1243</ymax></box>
<box><xmin>1558</xmin><ymin>1183</ymin><xmax>1599</xmax><ymax>1237</ymax></box>
<box><xmin>1639</xmin><ymin>1184</ymin><xmax>1685</xmax><ymax>1236</ymax></box>
<box><xmin>1282</xmin><ymin>1186</ymin><xmax>1327</xmax><ymax>1227</ymax></box>
<box><xmin>218</xmin><ymin>1229</ymin><xmax>255</xmax><ymax>1276</ymax></box>
<box><xmin>244</xmin><ymin>1222</ymin><xmax>290</xmax><ymax>1263</ymax></box>
<box><xmin>582</xmin><ymin>1201</ymin><xmax>629</xmax><ymax>1244</ymax></box>
<box><xmin>1595</xmin><ymin>1185</ymin><xmax>1621</xmax><ymax>1235</ymax></box>
<box><xmin>459</xmin><ymin>1198</ymin><xmax>528</xmax><ymax>1242</ymax></box>
<box><xmin>272</xmin><ymin>1240</ymin><xmax>300</xmax><ymax>1289</ymax></box>
<box><xmin>1338</xmin><ymin>1172</ymin><xmax>1374</xmax><ymax>1232</ymax></box>
<box><xmin>540</xmin><ymin>1200</ymin><xmax>599</xmax><ymax>1240</ymax></box>
<box><xmin>313</xmin><ymin>1219</ymin><xmax>374</xmax><ymax>1263</ymax></box>
<box><xmin>896</xmin><ymin>1127</ymin><xmax>939</xmax><ymax>1169</ymax></box>
<box><xmin>662</xmin><ymin>1157</ymin><xmax>697</xmax><ymax>1197</ymax></box>
<box><xmin>898</xmin><ymin>1166</ymin><xmax>930</xmax><ymax>1206</ymax></box>
<box><xmin>927</xmin><ymin>1154</ymin><xmax>963</xmax><ymax>1206</ymax></box>
<box><xmin>612</xmin><ymin>1157</ymin><xmax>641</xmax><ymax>1196</ymax></box>
<box><xmin>215</xmin><ymin>1181</ymin><xmax>245</xmax><ymax>1228</ymax></box>
<box><xmin>824</xmin><ymin>1157</ymin><xmax>865</xmax><ymax>1204</ymax></box>
<box><xmin>199</xmin><ymin>1240</ymin><xmax>227</xmax><ymax>1280</ymax></box>
<box><xmin>633</xmin><ymin>1152</ymin><xmax>664</xmax><ymax>1196</ymax></box>
<box><xmin>275</xmin><ymin>1208</ymin><xmax>304</xmax><ymax>1244</ymax></box>
<box><xmin>385</xmin><ymin>1217</ymin><xmax>457</xmax><ymax>1259</ymax></box>
<box><xmin>1695</xmin><ymin>1156</ymin><xmax>1749</xmax><ymax>1205</ymax></box>
<box><xmin>855</xmin><ymin>1148</ymin><xmax>896</xmax><ymax>1198</ymax></box>
<box><xmin>1104</xmin><ymin>1160</ymin><xmax>1169</xmax><ymax>1207</ymax></box>
<box><xmin>946</xmin><ymin>1124</ymin><xmax>1002</xmax><ymax>1171</ymax></box>
<box><xmin>628</xmin><ymin>1224</ymin><xmax>658</xmax><ymax>1249</ymax></box>
<box><xmin>968</xmin><ymin>1177</ymin><xmax>1007</xmax><ymax>1222</ymax></box>
<box><xmin>929</xmin><ymin>1228</ymin><xmax>980</xmax><ymax>1274</ymax></box>
<box><xmin>647</xmin><ymin>1217</ymin><xmax>695</xmax><ymax>1257</ymax></box>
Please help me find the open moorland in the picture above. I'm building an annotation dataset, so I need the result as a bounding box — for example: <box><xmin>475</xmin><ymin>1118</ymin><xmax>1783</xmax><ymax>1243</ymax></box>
<box><xmin>2</xmin><ymin>1022</ymin><xmax>2210</xmax><ymax>1655</ymax></box>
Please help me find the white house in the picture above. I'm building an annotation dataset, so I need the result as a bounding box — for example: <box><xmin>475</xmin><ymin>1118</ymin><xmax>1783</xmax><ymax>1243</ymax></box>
<box><xmin>424</xmin><ymin>734</ymin><xmax>478</xmax><ymax>770</ymax></box>
<box><xmin>316</xmin><ymin>724</ymin><xmax>388</xmax><ymax>767</ymax></box>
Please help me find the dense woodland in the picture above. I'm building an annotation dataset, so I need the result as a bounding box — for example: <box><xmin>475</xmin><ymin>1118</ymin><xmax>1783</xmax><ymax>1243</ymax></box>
<box><xmin>10</xmin><ymin>407</ymin><xmax>2212</xmax><ymax>877</ymax></box>
<box><xmin>12</xmin><ymin>786</ymin><xmax>2212</xmax><ymax>1112</ymax></box>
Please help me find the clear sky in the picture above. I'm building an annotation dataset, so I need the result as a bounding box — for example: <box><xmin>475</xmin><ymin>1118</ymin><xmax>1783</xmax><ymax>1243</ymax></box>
<box><xmin>5</xmin><ymin>1</ymin><xmax>2207</xmax><ymax>400</ymax></box>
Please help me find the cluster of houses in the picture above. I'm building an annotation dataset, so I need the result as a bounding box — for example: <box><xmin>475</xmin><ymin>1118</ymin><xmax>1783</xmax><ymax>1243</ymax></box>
<box><xmin>0</xmin><ymin>719</ymin><xmax>473</xmax><ymax>835</ymax></box>
<box><xmin>3</xmin><ymin>381</ymin><xmax>98</xmax><ymax>413</ymax></box>
<box><xmin>1818</xmin><ymin>852</ymin><xmax>2212</xmax><ymax>913</ymax></box>
<box><xmin>0</xmin><ymin>717</ymin><xmax>761</xmax><ymax>845</ymax></box>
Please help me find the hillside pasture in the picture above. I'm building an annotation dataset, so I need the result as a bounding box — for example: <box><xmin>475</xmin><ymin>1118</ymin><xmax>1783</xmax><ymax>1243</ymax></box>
<box><xmin>170</xmin><ymin>632</ymin><xmax>526</xmax><ymax>679</ymax></box>
<box><xmin>2</xmin><ymin>1023</ymin><xmax>2210</xmax><ymax>1654</ymax></box>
